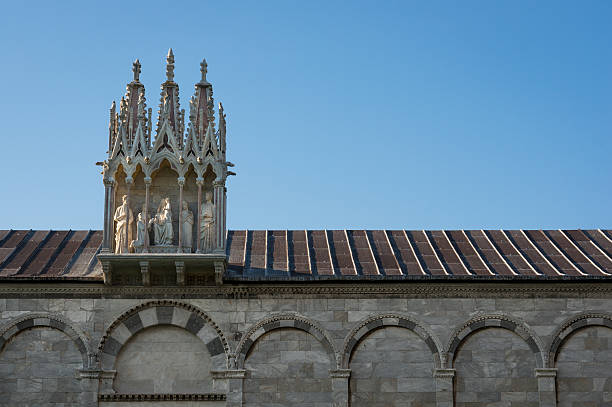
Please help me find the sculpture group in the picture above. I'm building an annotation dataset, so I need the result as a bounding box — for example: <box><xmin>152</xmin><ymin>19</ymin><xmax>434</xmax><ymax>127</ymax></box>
<box><xmin>113</xmin><ymin>195</ymin><xmax>215</xmax><ymax>254</ymax></box>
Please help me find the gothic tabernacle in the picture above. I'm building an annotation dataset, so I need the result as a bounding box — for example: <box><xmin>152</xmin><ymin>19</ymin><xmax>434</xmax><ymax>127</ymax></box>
<box><xmin>99</xmin><ymin>50</ymin><xmax>234</xmax><ymax>286</ymax></box>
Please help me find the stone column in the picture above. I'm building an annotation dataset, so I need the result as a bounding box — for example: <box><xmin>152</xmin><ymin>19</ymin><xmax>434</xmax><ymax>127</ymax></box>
<box><xmin>125</xmin><ymin>177</ymin><xmax>133</xmax><ymax>253</ymax></box>
<box><xmin>108</xmin><ymin>180</ymin><xmax>116</xmax><ymax>252</ymax></box>
<box><xmin>102</xmin><ymin>179</ymin><xmax>112</xmax><ymax>252</ymax></box>
<box><xmin>196</xmin><ymin>177</ymin><xmax>203</xmax><ymax>253</ymax></box>
<box><xmin>535</xmin><ymin>368</ymin><xmax>557</xmax><ymax>407</ymax></box>
<box><xmin>434</xmin><ymin>368</ymin><xmax>455</xmax><ymax>407</ymax></box>
<box><xmin>330</xmin><ymin>368</ymin><xmax>351</xmax><ymax>407</ymax></box>
<box><xmin>143</xmin><ymin>176</ymin><xmax>151</xmax><ymax>252</ymax></box>
<box><xmin>98</xmin><ymin>370</ymin><xmax>117</xmax><ymax>395</ymax></box>
<box><xmin>213</xmin><ymin>181</ymin><xmax>226</xmax><ymax>253</ymax></box>
<box><xmin>225</xmin><ymin>369</ymin><xmax>246</xmax><ymax>407</ymax></box>
<box><xmin>177</xmin><ymin>177</ymin><xmax>185</xmax><ymax>252</ymax></box>
<box><xmin>77</xmin><ymin>369</ymin><xmax>100</xmax><ymax>407</ymax></box>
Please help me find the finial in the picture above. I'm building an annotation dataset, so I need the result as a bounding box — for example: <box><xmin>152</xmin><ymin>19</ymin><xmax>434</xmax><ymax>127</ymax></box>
<box><xmin>132</xmin><ymin>59</ymin><xmax>141</xmax><ymax>82</ymax></box>
<box><xmin>200</xmin><ymin>58</ymin><xmax>208</xmax><ymax>82</ymax></box>
<box><xmin>166</xmin><ymin>48</ymin><xmax>175</xmax><ymax>82</ymax></box>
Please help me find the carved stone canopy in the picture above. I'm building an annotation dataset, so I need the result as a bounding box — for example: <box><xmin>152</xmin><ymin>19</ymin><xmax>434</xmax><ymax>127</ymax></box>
<box><xmin>98</xmin><ymin>50</ymin><xmax>235</xmax><ymax>286</ymax></box>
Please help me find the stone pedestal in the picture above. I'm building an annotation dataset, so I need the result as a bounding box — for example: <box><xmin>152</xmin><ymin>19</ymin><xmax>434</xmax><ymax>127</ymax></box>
<box><xmin>536</xmin><ymin>368</ymin><xmax>557</xmax><ymax>407</ymax></box>
<box><xmin>434</xmin><ymin>368</ymin><xmax>455</xmax><ymax>407</ymax></box>
<box><xmin>330</xmin><ymin>369</ymin><xmax>351</xmax><ymax>407</ymax></box>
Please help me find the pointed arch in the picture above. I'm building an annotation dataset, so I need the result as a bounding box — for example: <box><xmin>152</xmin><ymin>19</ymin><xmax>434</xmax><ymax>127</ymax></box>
<box><xmin>0</xmin><ymin>312</ymin><xmax>92</xmax><ymax>368</ymax></box>
<box><xmin>341</xmin><ymin>313</ymin><xmax>443</xmax><ymax>369</ymax></box>
<box><xmin>234</xmin><ymin>312</ymin><xmax>338</xmax><ymax>369</ymax></box>
<box><xmin>97</xmin><ymin>300</ymin><xmax>230</xmax><ymax>370</ymax></box>
<box><xmin>446</xmin><ymin>313</ymin><xmax>546</xmax><ymax>368</ymax></box>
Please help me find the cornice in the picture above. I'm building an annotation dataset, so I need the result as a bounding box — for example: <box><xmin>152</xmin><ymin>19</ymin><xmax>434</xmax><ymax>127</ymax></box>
<box><xmin>0</xmin><ymin>281</ymin><xmax>611</xmax><ymax>298</ymax></box>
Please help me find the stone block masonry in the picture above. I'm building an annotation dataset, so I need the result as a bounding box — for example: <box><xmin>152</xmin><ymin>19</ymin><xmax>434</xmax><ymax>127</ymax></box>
<box><xmin>0</xmin><ymin>283</ymin><xmax>611</xmax><ymax>406</ymax></box>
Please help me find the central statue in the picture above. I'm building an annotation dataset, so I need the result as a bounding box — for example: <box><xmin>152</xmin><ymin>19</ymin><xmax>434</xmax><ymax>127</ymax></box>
<box><xmin>151</xmin><ymin>197</ymin><xmax>174</xmax><ymax>245</ymax></box>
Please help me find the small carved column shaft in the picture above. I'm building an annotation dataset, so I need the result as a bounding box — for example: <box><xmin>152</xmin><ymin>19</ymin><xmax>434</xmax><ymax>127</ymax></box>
<box><xmin>196</xmin><ymin>178</ymin><xmax>203</xmax><ymax>253</ymax></box>
<box><xmin>213</xmin><ymin>181</ymin><xmax>226</xmax><ymax>253</ymax></box>
<box><xmin>144</xmin><ymin>177</ymin><xmax>151</xmax><ymax>252</ymax></box>
<box><xmin>102</xmin><ymin>180</ymin><xmax>112</xmax><ymax>252</ymax></box>
<box><xmin>535</xmin><ymin>368</ymin><xmax>557</xmax><ymax>407</ymax></box>
<box><xmin>108</xmin><ymin>182</ymin><xmax>116</xmax><ymax>252</ymax></box>
<box><xmin>330</xmin><ymin>369</ymin><xmax>351</xmax><ymax>407</ymax></box>
<box><xmin>434</xmin><ymin>368</ymin><xmax>455</xmax><ymax>407</ymax></box>
<box><xmin>125</xmin><ymin>178</ymin><xmax>133</xmax><ymax>253</ymax></box>
<box><xmin>177</xmin><ymin>177</ymin><xmax>185</xmax><ymax>252</ymax></box>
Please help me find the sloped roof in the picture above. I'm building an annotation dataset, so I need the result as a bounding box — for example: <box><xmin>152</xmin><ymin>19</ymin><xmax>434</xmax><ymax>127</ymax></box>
<box><xmin>0</xmin><ymin>229</ymin><xmax>611</xmax><ymax>281</ymax></box>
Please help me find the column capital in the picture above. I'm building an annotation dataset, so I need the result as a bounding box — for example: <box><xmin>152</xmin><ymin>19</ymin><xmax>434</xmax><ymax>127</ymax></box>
<box><xmin>535</xmin><ymin>368</ymin><xmax>557</xmax><ymax>378</ymax></box>
<box><xmin>213</xmin><ymin>180</ymin><xmax>225</xmax><ymax>188</ymax></box>
<box><xmin>211</xmin><ymin>369</ymin><xmax>247</xmax><ymax>379</ymax></box>
<box><xmin>144</xmin><ymin>176</ymin><xmax>152</xmax><ymax>185</ymax></box>
<box><xmin>103</xmin><ymin>178</ymin><xmax>115</xmax><ymax>187</ymax></box>
<box><xmin>196</xmin><ymin>177</ymin><xmax>204</xmax><ymax>186</ymax></box>
<box><xmin>177</xmin><ymin>176</ymin><xmax>185</xmax><ymax>186</ymax></box>
<box><xmin>330</xmin><ymin>368</ymin><xmax>351</xmax><ymax>379</ymax></box>
<box><xmin>434</xmin><ymin>368</ymin><xmax>456</xmax><ymax>378</ymax></box>
<box><xmin>125</xmin><ymin>176</ymin><xmax>134</xmax><ymax>185</ymax></box>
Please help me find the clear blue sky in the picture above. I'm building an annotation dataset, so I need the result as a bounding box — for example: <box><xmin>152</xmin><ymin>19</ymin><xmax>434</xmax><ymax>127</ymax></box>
<box><xmin>0</xmin><ymin>1</ymin><xmax>610</xmax><ymax>230</ymax></box>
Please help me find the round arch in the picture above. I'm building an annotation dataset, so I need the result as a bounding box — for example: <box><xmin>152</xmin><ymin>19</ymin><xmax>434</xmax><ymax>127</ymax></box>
<box><xmin>446</xmin><ymin>313</ymin><xmax>546</xmax><ymax>368</ymax></box>
<box><xmin>549</xmin><ymin>312</ymin><xmax>612</xmax><ymax>366</ymax></box>
<box><xmin>234</xmin><ymin>312</ymin><xmax>338</xmax><ymax>369</ymax></box>
<box><xmin>0</xmin><ymin>312</ymin><xmax>92</xmax><ymax>368</ymax></box>
<box><xmin>341</xmin><ymin>313</ymin><xmax>443</xmax><ymax>369</ymax></box>
<box><xmin>97</xmin><ymin>300</ymin><xmax>230</xmax><ymax>370</ymax></box>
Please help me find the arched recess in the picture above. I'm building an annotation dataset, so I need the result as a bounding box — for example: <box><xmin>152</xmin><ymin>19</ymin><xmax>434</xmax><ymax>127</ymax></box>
<box><xmin>340</xmin><ymin>313</ymin><xmax>443</xmax><ymax>369</ymax></box>
<box><xmin>549</xmin><ymin>312</ymin><xmax>612</xmax><ymax>365</ymax></box>
<box><xmin>234</xmin><ymin>312</ymin><xmax>338</xmax><ymax>369</ymax></box>
<box><xmin>0</xmin><ymin>312</ymin><xmax>92</xmax><ymax>368</ymax></box>
<box><xmin>97</xmin><ymin>300</ymin><xmax>230</xmax><ymax>371</ymax></box>
<box><xmin>446</xmin><ymin>313</ymin><xmax>546</xmax><ymax>368</ymax></box>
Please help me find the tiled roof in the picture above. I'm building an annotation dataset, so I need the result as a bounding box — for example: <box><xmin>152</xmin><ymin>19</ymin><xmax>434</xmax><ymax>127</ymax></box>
<box><xmin>1</xmin><ymin>229</ymin><xmax>611</xmax><ymax>281</ymax></box>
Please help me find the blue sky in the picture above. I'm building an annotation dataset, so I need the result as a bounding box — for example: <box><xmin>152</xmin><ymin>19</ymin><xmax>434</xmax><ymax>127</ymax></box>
<box><xmin>0</xmin><ymin>1</ymin><xmax>610</xmax><ymax>230</ymax></box>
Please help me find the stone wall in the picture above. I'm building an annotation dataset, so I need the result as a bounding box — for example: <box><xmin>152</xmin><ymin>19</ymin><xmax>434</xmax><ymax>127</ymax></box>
<box><xmin>0</xmin><ymin>283</ymin><xmax>611</xmax><ymax>406</ymax></box>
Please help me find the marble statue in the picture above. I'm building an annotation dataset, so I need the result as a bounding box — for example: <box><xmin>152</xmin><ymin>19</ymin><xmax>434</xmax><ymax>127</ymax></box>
<box><xmin>151</xmin><ymin>197</ymin><xmax>173</xmax><ymax>245</ymax></box>
<box><xmin>181</xmin><ymin>201</ymin><xmax>194</xmax><ymax>252</ymax></box>
<box><xmin>113</xmin><ymin>195</ymin><xmax>133</xmax><ymax>253</ymax></box>
<box><xmin>131</xmin><ymin>207</ymin><xmax>149</xmax><ymax>249</ymax></box>
<box><xmin>200</xmin><ymin>191</ymin><xmax>215</xmax><ymax>252</ymax></box>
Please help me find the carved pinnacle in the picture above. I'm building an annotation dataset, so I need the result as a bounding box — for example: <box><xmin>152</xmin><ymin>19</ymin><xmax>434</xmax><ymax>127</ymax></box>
<box><xmin>200</xmin><ymin>58</ymin><xmax>208</xmax><ymax>82</ymax></box>
<box><xmin>166</xmin><ymin>48</ymin><xmax>175</xmax><ymax>82</ymax></box>
<box><xmin>132</xmin><ymin>59</ymin><xmax>141</xmax><ymax>82</ymax></box>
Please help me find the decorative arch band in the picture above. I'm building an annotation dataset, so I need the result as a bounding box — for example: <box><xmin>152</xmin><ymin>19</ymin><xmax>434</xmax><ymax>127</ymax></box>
<box><xmin>97</xmin><ymin>300</ymin><xmax>230</xmax><ymax>370</ymax></box>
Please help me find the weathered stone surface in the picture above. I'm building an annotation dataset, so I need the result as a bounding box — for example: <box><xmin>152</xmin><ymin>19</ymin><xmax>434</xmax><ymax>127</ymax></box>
<box><xmin>113</xmin><ymin>325</ymin><xmax>213</xmax><ymax>393</ymax></box>
<box><xmin>0</xmin><ymin>327</ymin><xmax>81</xmax><ymax>406</ymax></box>
<box><xmin>557</xmin><ymin>325</ymin><xmax>612</xmax><ymax>407</ymax></box>
<box><xmin>454</xmin><ymin>327</ymin><xmax>539</xmax><ymax>407</ymax></box>
<box><xmin>244</xmin><ymin>328</ymin><xmax>332</xmax><ymax>406</ymax></box>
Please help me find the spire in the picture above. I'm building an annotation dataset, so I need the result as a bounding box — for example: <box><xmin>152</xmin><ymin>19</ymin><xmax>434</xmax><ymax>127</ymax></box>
<box><xmin>200</xmin><ymin>58</ymin><xmax>208</xmax><ymax>84</ymax></box>
<box><xmin>191</xmin><ymin>58</ymin><xmax>214</xmax><ymax>147</ymax></box>
<box><xmin>166</xmin><ymin>49</ymin><xmax>175</xmax><ymax>82</ymax></box>
<box><xmin>218</xmin><ymin>102</ymin><xmax>226</xmax><ymax>157</ymax></box>
<box><xmin>108</xmin><ymin>101</ymin><xmax>117</xmax><ymax>154</ymax></box>
<box><xmin>157</xmin><ymin>50</ymin><xmax>183</xmax><ymax>148</ymax></box>
<box><xmin>132</xmin><ymin>59</ymin><xmax>141</xmax><ymax>82</ymax></box>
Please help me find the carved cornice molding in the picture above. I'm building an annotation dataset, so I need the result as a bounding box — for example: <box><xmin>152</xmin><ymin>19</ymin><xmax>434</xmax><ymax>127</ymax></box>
<box><xmin>0</xmin><ymin>282</ymin><xmax>611</xmax><ymax>299</ymax></box>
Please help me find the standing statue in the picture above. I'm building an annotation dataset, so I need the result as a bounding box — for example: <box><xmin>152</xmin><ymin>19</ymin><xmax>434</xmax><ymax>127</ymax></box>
<box><xmin>150</xmin><ymin>197</ymin><xmax>173</xmax><ymax>245</ymax></box>
<box><xmin>113</xmin><ymin>195</ymin><xmax>133</xmax><ymax>253</ymax></box>
<box><xmin>131</xmin><ymin>206</ymin><xmax>149</xmax><ymax>250</ymax></box>
<box><xmin>200</xmin><ymin>191</ymin><xmax>215</xmax><ymax>252</ymax></box>
<box><xmin>181</xmin><ymin>200</ymin><xmax>194</xmax><ymax>252</ymax></box>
